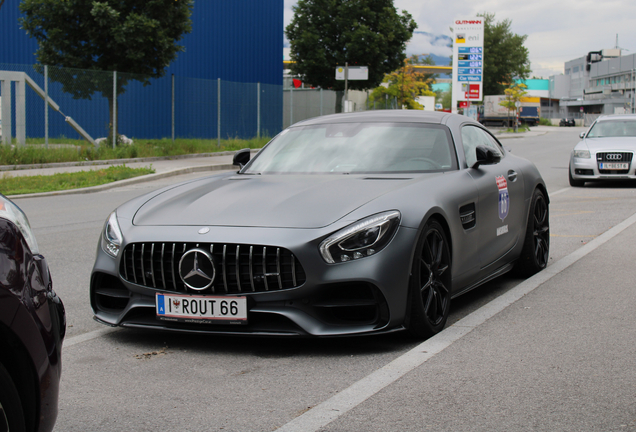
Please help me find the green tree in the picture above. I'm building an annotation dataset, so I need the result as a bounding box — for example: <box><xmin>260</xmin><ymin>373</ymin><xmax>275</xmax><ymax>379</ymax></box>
<box><xmin>499</xmin><ymin>82</ymin><xmax>528</xmax><ymax>130</ymax></box>
<box><xmin>406</xmin><ymin>54</ymin><xmax>438</xmax><ymax>85</ymax></box>
<box><xmin>286</xmin><ymin>0</ymin><xmax>417</xmax><ymax>112</ymax></box>
<box><xmin>369</xmin><ymin>57</ymin><xmax>436</xmax><ymax>109</ymax></box>
<box><xmin>480</xmin><ymin>12</ymin><xmax>531</xmax><ymax>95</ymax></box>
<box><xmin>19</xmin><ymin>0</ymin><xmax>193</xmax><ymax>142</ymax></box>
<box><xmin>440</xmin><ymin>90</ymin><xmax>452</xmax><ymax>110</ymax></box>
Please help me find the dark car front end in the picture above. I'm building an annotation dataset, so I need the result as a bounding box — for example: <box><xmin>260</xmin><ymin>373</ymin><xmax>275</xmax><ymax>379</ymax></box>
<box><xmin>0</xmin><ymin>194</ymin><xmax>65</xmax><ymax>432</ymax></box>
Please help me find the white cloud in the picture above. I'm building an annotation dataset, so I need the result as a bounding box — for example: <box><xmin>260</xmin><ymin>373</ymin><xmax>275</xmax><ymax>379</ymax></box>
<box><xmin>407</xmin><ymin>33</ymin><xmax>452</xmax><ymax>58</ymax></box>
<box><xmin>285</xmin><ymin>0</ymin><xmax>636</xmax><ymax>79</ymax></box>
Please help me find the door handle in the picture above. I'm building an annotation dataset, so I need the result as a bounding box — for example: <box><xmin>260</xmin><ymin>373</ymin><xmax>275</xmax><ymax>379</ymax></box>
<box><xmin>507</xmin><ymin>170</ymin><xmax>517</xmax><ymax>182</ymax></box>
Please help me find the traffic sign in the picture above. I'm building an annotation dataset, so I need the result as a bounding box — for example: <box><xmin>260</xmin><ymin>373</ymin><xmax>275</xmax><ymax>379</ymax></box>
<box><xmin>335</xmin><ymin>66</ymin><xmax>368</xmax><ymax>80</ymax></box>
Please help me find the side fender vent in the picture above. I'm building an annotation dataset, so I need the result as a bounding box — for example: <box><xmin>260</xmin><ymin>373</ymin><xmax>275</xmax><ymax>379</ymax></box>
<box><xmin>459</xmin><ymin>203</ymin><xmax>476</xmax><ymax>230</ymax></box>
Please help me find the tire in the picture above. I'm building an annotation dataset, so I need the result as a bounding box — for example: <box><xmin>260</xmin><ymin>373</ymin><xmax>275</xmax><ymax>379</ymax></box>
<box><xmin>408</xmin><ymin>220</ymin><xmax>452</xmax><ymax>339</ymax></box>
<box><xmin>569</xmin><ymin>164</ymin><xmax>584</xmax><ymax>187</ymax></box>
<box><xmin>0</xmin><ymin>362</ymin><xmax>26</xmax><ymax>432</ymax></box>
<box><xmin>516</xmin><ymin>188</ymin><xmax>550</xmax><ymax>277</ymax></box>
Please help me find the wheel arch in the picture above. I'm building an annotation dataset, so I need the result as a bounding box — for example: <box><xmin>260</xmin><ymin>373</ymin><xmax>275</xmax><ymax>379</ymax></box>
<box><xmin>403</xmin><ymin>211</ymin><xmax>453</xmax><ymax>326</ymax></box>
<box><xmin>535</xmin><ymin>182</ymin><xmax>550</xmax><ymax>205</ymax></box>
<box><xmin>409</xmin><ymin>211</ymin><xmax>453</xmax><ymax>266</ymax></box>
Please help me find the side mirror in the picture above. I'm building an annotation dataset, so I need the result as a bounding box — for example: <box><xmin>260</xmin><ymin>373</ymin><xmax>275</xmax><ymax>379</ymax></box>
<box><xmin>472</xmin><ymin>145</ymin><xmax>501</xmax><ymax>168</ymax></box>
<box><xmin>579</xmin><ymin>132</ymin><xmax>586</xmax><ymax>139</ymax></box>
<box><xmin>233</xmin><ymin>148</ymin><xmax>251</xmax><ymax>168</ymax></box>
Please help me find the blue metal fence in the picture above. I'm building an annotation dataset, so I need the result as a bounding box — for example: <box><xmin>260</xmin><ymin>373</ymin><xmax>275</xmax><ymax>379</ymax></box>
<box><xmin>0</xmin><ymin>62</ymin><xmax>283</xmax><ymax>143</ymax></box>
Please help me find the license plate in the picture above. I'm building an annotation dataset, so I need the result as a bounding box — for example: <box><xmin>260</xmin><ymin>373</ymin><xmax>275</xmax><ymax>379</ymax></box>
<box><xmin>599</xmin><ymin>162</ymin><xmax>629</xmax><ymax>170</ymax></box>
<box><xmin>156</xmin><ymin>293</ymin><xmax>247</xmax><ymax>325</ymax></box>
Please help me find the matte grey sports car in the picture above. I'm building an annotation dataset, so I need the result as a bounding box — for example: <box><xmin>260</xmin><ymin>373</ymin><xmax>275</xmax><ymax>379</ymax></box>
<box><xmin>569</xmin><ymin>114</ymin><xmax>636</xmax><ymax>187</ymax></box>
<box><xmin>91</xmin><ymin>111</ymin><xmax>549</xmax><ymax>338</ymax></box>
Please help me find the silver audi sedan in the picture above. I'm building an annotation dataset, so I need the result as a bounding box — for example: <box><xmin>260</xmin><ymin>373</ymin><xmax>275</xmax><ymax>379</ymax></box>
<box><xmin>569</xmin><ymin>114</ymin><xmax>636</xmax><ymax>187</ymax></box>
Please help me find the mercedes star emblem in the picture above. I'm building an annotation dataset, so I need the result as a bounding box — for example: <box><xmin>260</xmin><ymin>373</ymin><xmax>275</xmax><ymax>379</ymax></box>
<box><xmin>178</xmin><ymin>248</ymin><xmax>216</xmax><ymax>290</ymax></box>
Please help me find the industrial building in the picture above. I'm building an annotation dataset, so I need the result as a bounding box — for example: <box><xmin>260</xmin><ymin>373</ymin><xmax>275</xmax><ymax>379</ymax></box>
<box><xmin>550</xmin><ymin>49</ymin><xmax>636</xmax><ymax>124</ymax></box>
<box><xmin>0</xmin><ymin>1</ymin><xmax>283</xmax><ymax>141</ymax></box>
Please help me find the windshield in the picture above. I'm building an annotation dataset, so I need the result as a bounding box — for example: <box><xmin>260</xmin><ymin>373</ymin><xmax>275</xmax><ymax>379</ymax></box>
<box><xmin>243</xmin><ymin>123</ymin><xmax>456</xmax><ymax>174</ymax></box>
<box><xmin>587</xmin><ymin>120</ymin><xmax>636</xmax><ymax>138</ymax></box>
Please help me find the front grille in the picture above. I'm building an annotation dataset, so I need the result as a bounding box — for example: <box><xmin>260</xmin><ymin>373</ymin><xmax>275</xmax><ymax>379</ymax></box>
<box><xmin>597</xmin><ymin>152</ymin><xmax>633</xmax><ymax>174</ymax></box>
<box><xmin>596</xmin><ymin>152</ymin><xmax>633</xmax><ymax>162</ymax></box>
<box><xmin>120</xmin><ymin>242</ymin><xmax>306</xmax><ymax>294</ymax></box>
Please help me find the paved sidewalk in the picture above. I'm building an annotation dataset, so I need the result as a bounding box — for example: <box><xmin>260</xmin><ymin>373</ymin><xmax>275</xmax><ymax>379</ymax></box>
<box><xmin>1</xmin><ymin>125</ymin><xmax>558</xmax><ymax>198</ymax></box>
<box><xmin>491</xmin><ymin>124</ymin><xmax>553</xmax><ymax>139</ymax></box>
<box><xmin>281</xmin><ymin>211</ymin><xmax>636</xmax><ymax>432</ymax></box>
<box><xmin>2</xmin><ymin>152</ymin><xmax>247</xmax><ymax>198</ymax></box>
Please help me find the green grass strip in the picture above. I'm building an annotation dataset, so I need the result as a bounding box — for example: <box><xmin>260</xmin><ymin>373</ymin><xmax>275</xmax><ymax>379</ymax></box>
<box><xmin>0</xmin><ymin>136</ymin><xmax>270</xmax><ymax>166</ymax></box>
<box><xmin>0</xmin><ymin>165</ymin><xmax>155</xmax><ymax>195</ymax></box>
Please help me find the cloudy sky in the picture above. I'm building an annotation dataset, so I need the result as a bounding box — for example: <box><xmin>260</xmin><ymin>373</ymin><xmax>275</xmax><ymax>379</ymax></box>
<box><xmin>284</xmin><ymin>0</ymin><xmax>636</xmax><ymax>78</ymax></box>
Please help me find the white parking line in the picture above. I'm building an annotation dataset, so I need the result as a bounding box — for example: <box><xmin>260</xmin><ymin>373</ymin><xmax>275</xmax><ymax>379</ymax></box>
<box><xmin>275</xmin><ymin>210</ymin><xmax>636</xmax><ymax>432</ymax></box>
<box><xmin>63</xmin><ymin>327</ymin><xmax>121</xmax><ymax>348</ymax></box>
<box><xmin>549</xmin><ymin>187</ymin><xmax>570</xmax><ymax>196</ymax></box>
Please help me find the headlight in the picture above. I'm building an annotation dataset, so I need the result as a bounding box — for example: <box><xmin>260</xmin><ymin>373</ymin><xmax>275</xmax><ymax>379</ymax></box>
<box><xmin>319</xmin><ymin>211</ymin><xmax>400</xmax><ymax>264</ymax></box>
<box><xmin>101</xmin><ymin>211</ymin><xmax>123</xmax><ymax>258</ymax></box>
<box><xmin>573</xmin><ymin>149</ymin><xmax>591</xmax><ymax>159</ymax></box>
<box><xmin>0</xmin><ymin>195</ymin><xmax>39</xmax><ymax>254</ymax></box>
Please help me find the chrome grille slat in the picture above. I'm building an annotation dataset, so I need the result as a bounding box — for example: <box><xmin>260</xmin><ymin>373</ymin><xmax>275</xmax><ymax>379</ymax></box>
<box><xmin>235</xmin><ymin>245</ymin><xmax>242</xmax><ymax>292</ymax></box>
<box><xmin>249</xmin><ymin>246</ymin><xmax>255</xmax><ymax>292</ymax></box>
<box><xmin>171</xmin><ymin>244</ymin><xmax>177</xmax><ymax>290</ymax></box>
<box><xmin>262</xmin><ymin>246</ymin><xmax>269</xmax><ymax>291</ymax></box>
<box><xmin>150</xmin><ymin>243</ymin><xmax>156</xmax><ymax>288</ymax></box>
<box><xmin>209</xmin><ymin>244</ymin><xmax>215</xmax><ymax>294</ymax></box>
<box><xmin>222</xmin><ymin>244</ymin><xmax>228</xmax><ymax>293</ymax></box>
<box><xmin>120</xmin><ymin>242</ymin><xmax>306</xmax><ymax>295</ymax></box>
<box><xmin>132</xmin><ymin>244</ymin><xmax>137</xmax><ymax>284</ymax></box>
<box><xmin>123</xmin><ymin>248</ymin><xmax>129</xmax><ymax>281</ymax></box>
<box><xmin>141</xmin><ymin>244</ymin><xmax>147</xmax><ymax>286</ymax></box>
<box><xmin>160</xmin><ymin>243</ymin><xmax>166</xmax><ymax>290</ymax></box>
<box><xmin>276</xmin><ymin>248</ymin><xmax>282</xmax><ymax>290</ymax></box>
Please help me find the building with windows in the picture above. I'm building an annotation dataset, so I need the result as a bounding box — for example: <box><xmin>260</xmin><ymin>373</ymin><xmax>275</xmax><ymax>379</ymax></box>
<box><xmin>550</xmin><ymin>49</ymin><xmax>636</xmax><ymax>123</ymax></box>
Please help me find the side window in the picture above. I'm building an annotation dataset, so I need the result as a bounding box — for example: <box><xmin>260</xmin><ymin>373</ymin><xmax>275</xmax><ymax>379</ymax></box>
<box><xmin>461</xmin><ymin>125</ymin><xmax>503</xmax><ymax>167</ymax></box>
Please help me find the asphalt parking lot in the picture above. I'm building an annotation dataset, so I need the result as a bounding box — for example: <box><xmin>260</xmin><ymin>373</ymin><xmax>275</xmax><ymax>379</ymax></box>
<box><xmin>9</xmin><ymin>126</ymin><xmax>636</xmax><ymax>431</ymax></box>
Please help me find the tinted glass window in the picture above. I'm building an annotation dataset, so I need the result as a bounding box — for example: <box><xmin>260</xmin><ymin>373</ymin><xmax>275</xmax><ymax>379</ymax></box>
<box><xmin>587</xmin><ymin>120</ymin><xmax>636</xmax><ymax>137</ymax></box>
<box><xmin>461</xmin><ymin>125</ymin><xmax>503</xmax><ymax>167</ymax></box>
<box><xmin>244</xmin><ymin>123</ymin><xmax>457</xmax><ymax>174</ymax></box>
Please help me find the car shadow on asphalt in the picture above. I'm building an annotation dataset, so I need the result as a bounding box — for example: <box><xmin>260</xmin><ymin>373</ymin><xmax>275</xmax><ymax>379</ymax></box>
<box><xmin>99</xmin><ymin>273</ymin><xmax>524</xmax><ymax>358</ymax></box>
<box><xmin>577</xmin><ymin>180</ymin><xmax>636</xmax><ymax>189</ymax></box>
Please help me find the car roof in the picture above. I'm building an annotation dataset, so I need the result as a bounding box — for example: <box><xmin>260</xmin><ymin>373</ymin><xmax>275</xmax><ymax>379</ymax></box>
<box><xmin>596</xmin><ymin>114</ymin><xmax>636</xmax><ymax>122</ymax></box>
<box><xmin>291</xmin><ymin>110</ymin><xmax>463</xmax><ymax>127</ymax></box>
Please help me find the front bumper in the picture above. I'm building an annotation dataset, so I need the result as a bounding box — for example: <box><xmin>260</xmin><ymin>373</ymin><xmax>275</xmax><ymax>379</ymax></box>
<box><xmin>570</xmin><ymin>156</ymin><xmax>636</xmax><ymax>182</ymax></box>
<box><xmin>91</xmin><ymin>224</ymin><xmax>418</xmax><ymax>337</ymax></box>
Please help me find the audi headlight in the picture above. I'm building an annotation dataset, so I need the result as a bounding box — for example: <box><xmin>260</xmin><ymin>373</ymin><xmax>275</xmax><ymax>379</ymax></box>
<box><xmin>319</xmin><ymin>211</ymin><xmax>400</xmax><ymax>264</ymax></box>
<box><xmin>101</xmin><ymin>211</ymin><xmax>123</xmax><ymax>258</ymax></box>
<box><xmin>0</xmin><ymin>194</ymin><xmax>39</xmax><ymax>255</ymax></box>
<box><xmin>573</xmin><ymin>149</ymin><xmax>591</xmax><ymax>159</ymax></box>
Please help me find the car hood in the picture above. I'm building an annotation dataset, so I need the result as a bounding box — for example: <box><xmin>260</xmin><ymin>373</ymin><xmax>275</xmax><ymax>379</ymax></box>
<box><xmin>132</xmin><ymin>173</ymin><xmax>430</xmax><ymax>228</ymax></box>
<box><xmin>583</xmin><ymin>137</ymin><xmax>636</xmax><ymax>151</ymax></box>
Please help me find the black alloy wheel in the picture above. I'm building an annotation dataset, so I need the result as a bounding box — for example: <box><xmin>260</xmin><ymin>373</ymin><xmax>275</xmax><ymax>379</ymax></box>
<box><xmin>408</xmin><ymin>220</ymin><xmax>452</xmax><ymax>339</ymax></box>
<box><xmin>517</xmin><ymin>188</ymin><xmax>550</xmax><ymax>277</ymax></box>
<box><xmin>0</xmin><ymin>363</ymin><xmax>26</xmax><ymax>432</ymax></box>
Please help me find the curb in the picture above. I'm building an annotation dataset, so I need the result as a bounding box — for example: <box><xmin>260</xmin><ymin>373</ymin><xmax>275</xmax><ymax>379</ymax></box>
<box><xmin>495</xmin><ymin>131</ymin><xmax>548</xmax><ymax>140</ymax></box>
<box><xmin>0</xmin><ymin>149</ymin><xmax>254</xmax><ymax>172</ymax></box>
<box><xmin>8</xmin><ymin>163</ymin><xmax>236</xmax><ymax>200</ymax></box>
